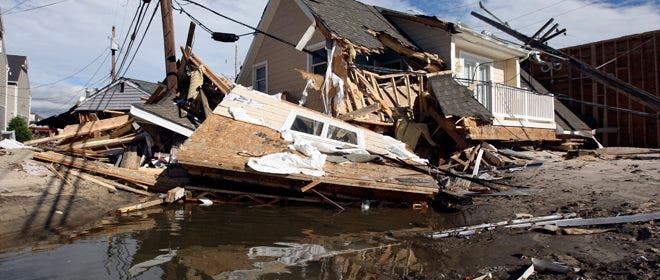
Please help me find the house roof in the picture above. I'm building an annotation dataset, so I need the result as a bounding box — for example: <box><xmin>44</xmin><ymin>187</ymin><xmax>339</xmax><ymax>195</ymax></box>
<box><xmin>7</xmin><ymin>55</ymin><xmax>27</xmax><ymax>82</ymax></box>
<box><xmin>300</xmin><ymin>0</ymin><xmax>414</xmax><ymax>50</ymax></box>
<box><xmin>429</xmin><ymin>75</ymin><xmax>494</xmax><ymax>121</ymax></box>
<box><xmin>130</xmin><ymin>90</ymin><xmax>197</xmax><ymax>136</ymax></box>
<box><xmin>75</xmin><ymin>77</ymin><xmax>160</xmax><ymax>112</ymax></box>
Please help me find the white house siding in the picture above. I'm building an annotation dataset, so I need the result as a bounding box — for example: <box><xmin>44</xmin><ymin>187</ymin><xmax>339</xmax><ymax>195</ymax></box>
<box><xmin>0</xmin><ymin>54</ymin><xmax>6</xmax><ymax>130</ymax></box>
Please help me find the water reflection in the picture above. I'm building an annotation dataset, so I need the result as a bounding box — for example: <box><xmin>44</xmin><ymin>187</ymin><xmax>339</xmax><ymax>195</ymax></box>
<box><xmin>0</xmin><ymin>204</ymin><xmax>442</xmax><ymax>279</ymax></box>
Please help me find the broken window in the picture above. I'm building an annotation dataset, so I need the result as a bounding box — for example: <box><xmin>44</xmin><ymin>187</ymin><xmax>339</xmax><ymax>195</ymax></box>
<box><xmin>253</xmin><ymin>63</ymin><xmax>267</xmax><ymax>92</ymax></box>
<box><xmin>327</xmin><ymin>125</ymin><xmax>358</xmax><ymax>145</ymax></box>
<box><xmin>309</xmin><ymin>47</ymin><xmax>327</xmax><ymax>75</ymax></box>
<box><xmin>290</xmin><ymin>115</ymin><xmax>323</xmax><ymax>136</ymax></box>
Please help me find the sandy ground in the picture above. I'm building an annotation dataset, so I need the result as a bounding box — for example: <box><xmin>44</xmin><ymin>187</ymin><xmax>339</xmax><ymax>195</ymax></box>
<box><xmin>0</xmin><ymin>149</ymin><xmax>139</xmax><ymax>251</ymax></box>
<box><xmin>331</xmin><ymin>148</ymin><xmax>659</xmax><ymax>279</ymax></box>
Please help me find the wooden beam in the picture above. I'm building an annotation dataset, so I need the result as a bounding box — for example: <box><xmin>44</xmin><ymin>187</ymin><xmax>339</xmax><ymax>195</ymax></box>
<box><xmin>338</xmin><ymin>103</ymin><xmax>381</xmax><ymax>121</ymax></box>
<box><xmin>181</xmin><ymin>48</ymin><xmax>232</xmax><ymax>93</ymax></box>
<box><xmin>67</xmin><ymin>133</ymin><xmax>145</xmax><ymax>150</ymax></box>
<box><xmin>300</xmin><ymin>180</ymin><xmax>321</xmax><ymax>192</ymax></box>
<box><xmin>425</xmin><ymin>102</ymin><xmax>467</xmax><ymax>148</ymax></box>
<box><xmin>353</xmin><ymin>71</ymin><xmax>394</xmax><ymax>119</ymax></box>
<box><xmin>116</xmin><ymin>198</ymin><xmax>164</xmax><ymax>215</ymax></box>
<box><xmin>33</xmin><ymin>151</ymin><xmax>180</xmax><ymax>188</ymax></box>
<box><xmin>166</xmin><ymin>187</ymin><xmax>185</xmax><ymax>203</ymax></box>
<box><xmin>26</xmin><ymin>115</ymin><xmax>131</xmax><ymax>145</ymax></box>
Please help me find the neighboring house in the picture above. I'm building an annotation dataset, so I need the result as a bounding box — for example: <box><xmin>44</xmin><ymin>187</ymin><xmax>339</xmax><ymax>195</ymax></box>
<box><xmin>75</xmin><ymin>77</ymin><xmax>159</xmax><ymax>120</ymax></box>
<box><xmin>529</xmin><ymin>30</ymin><xmax>659</xmax><ymax>148</ymax></box>
<box><xmin>237</xmin><ymin>0</ymin><xmax>590</xmax><ymax>145</ymax></box>
<box><xmin>0</xmin><ymin>15</ymin><xmax>31</xmax><ymax>131</ymax></box>
<box><xmin>6</xmin><ymin>55</ymin><xmax>30</xmax><ymax>123</ymax></box>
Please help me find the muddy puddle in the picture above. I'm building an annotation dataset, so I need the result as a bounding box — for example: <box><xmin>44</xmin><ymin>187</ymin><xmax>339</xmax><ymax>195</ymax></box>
<box><xmin>0</xmin><ymin>204</ymin><xmax>476</xmax><ymax>279</ymax></box>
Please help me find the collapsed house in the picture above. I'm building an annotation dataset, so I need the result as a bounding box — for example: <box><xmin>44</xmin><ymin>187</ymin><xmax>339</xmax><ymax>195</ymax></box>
<box><xmin>235</xmin><ymin>0</ymin><xmax>593</xmax><ymax>166</ymax></box>
<box><xmin>23</xmin><ymin>0</ymin><xmax>595</xmax><ymax>208</ymax></box>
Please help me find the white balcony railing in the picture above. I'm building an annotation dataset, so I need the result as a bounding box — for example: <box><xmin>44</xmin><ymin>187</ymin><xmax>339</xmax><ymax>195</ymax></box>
<box><xmin>456</xmin><ymin>78</ymin><xmax>556</xmax><ymax>129</ymax></box>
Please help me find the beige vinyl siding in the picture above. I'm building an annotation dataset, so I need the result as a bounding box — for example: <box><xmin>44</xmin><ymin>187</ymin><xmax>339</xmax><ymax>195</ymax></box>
<box><xmin>388</xmin><ymin>17</ymin><xmax>452</xmax><ymax>61</ymax></box>
<box><xmin>237</xmin><ymin>0</ymin><xmax>325</xmax><ymax>104</ymax></box>
<box><xmin>503</xmin><ymin>59</ymin><xmax>518</xmax><ymax>87</ymax></box>
<box><xmin>492</xmin><ymin>61</ymin><xmax>505</xmax><ymax>84</ymax></box>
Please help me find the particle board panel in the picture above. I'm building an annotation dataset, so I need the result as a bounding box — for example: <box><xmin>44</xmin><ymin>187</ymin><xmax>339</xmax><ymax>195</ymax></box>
<box><xmin>177</xmin><ymin>114</ymin><xmax>438</xmax><ymax>195</ymax></box>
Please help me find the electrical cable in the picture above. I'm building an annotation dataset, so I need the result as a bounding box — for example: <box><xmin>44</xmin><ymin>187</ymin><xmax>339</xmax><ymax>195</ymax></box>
<box><xmin>31</xmin><ymin>47</ymin><xmax>108</xmax><ymax>89</ymax></box>
<box><xmin>2</xmin><ymin>0</ymin><xmax>70</xmax><ymax>15</ymax></box>
<box><xmin>116</xmin><ymin>0</ymin><xmax>152</xmax><ymax>77</ymax></box>
<box><xmin>121</xmin><ymin>1</ymin><xmax>160</xmax><ymax>77</ymax></box>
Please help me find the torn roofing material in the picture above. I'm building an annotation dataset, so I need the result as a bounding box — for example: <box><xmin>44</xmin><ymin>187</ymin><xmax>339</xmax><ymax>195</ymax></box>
<box><xmin>130</xmin><ymin>90</ymin><xmax>196</xmax><ymax>137</ymax></box>
<box><xmin>7</xmin><ymin>55</ymin><xmax>27</xmax><ymax>82</ymax></box>
<box><xmin>300</xmin><ymin>0</ymin><xmax>414</xmax><ymax>50</ymax></box>
<box><xmin>76</xmin><ymin>78</ymin><xmax>160</xmax><ymax>112</ymax></box>
<box><xmin>429</xmin><ymin>75</ymin><xmax>493</xmax><ymax>120</ymax></box>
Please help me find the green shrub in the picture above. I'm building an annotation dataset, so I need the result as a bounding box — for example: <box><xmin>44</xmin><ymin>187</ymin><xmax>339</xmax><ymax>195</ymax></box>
<box><xmin>7</xmin><ymin>116</ymin><xmax>32</xmax><ymax>142</ymax></box>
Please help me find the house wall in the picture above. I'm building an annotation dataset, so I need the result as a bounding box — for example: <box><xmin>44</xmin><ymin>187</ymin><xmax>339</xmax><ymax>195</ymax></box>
<box><xmin>6</xmin><ymin>84</ymin><xmax>17</xmax><ymax>121</ymax></box>
<box><xmin>0</xmin><ymin>54</ymin><xmax>6</xmax><ymax>130</ymax></box>
<box><xmin>529</xmin><ymin>29</ymin><xmax>660</xmax><ymax>148</ymax></box>
<box><xmin>16</xmin><ymin>68</ymin><xmax>30</xmax><ymax>120</ymax></box>
<box><xmin>387</xmin><ymin>17</ymin><xmax>452</xmax><ymax>61</ymax></box>
<box><xmin>236</xmin><ymin>0</ymin><xmax>325</xmax><ymax>104</ymax></box>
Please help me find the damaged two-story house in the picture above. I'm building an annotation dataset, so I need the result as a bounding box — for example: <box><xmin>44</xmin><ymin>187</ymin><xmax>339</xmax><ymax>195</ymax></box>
<box><xmin>236</xmin><ymin>0</ymin><xmax>590</xmax><ymax>153</ymax></box>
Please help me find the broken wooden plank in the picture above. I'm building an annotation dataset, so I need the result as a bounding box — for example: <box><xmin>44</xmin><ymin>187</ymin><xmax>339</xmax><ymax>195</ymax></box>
<box><xmin>26</xmin><ymin>115</ymin><xmax>131</xmax><ymax>145</ymax></box>
<box><xmin>166</xmin><ymin>187</ymin><xmax>185</xmax><ymax>203</ymax></box>
<box><xmin>68</xmin><ymin>133</ymin><xmax>143</xmax><ymax>150</ymax></box>
<box><xmin>300</xmin><ymin>180</ymin><xmax>322</xmax><ymax>192</ymax></box>
<box><xmin>33</xmin><ymin>151</ymin><xmax>175</xmax><ymax>188</ymax></box>
<box><xmin>338</xmin><ymin>103</ymin><xmax>381</xmax><ymax>121</ymax></box>
<box><xmin>64</xmin><ymin>169</ymin><xmax>117</xmax><ymax>193</ymax></box>
<box><xmin>119</xmin><ymin>145</ymin><xmax>141</xmax><ymax>170</ymax></box>
<box><xmin>311</xmin><ymin>189</ymin><xmax>345</xmax><ymax>211</ymax></box>
<box><xmin>353</xmin><ymin>71</ymin><xmax>394</xmax><ymax>119</ymax></box>
<box><xmin>181</xmin><ymin>47</ymin><xmax>232</xmax><ymax>94</ymax></box>
<box><xmin>116</xmin><ymin>198</ymin><xmax>164</xmax><ymax>215</ymax></box>
<box><xmin>425</xmin><ymin>102</ymin><xmax>467</xmax><ymax>149</ymax></box>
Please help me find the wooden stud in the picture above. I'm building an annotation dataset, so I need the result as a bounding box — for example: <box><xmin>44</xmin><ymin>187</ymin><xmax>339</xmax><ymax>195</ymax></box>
<box><xmin>300</xmin><ymin>180</ymin><xmax>322</xmax><ymax>192</ymax></box>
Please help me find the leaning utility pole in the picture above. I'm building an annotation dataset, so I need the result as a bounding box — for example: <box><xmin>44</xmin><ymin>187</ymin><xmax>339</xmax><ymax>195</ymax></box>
<box><xmin>471</xmin><ymin>11</ymin><xmax>660</xmax><ymax>112</ymax></box>
<box><xmin>110</xmin><ymin>26</ymin><xmax>118</xmax><ymax>82</ymax></box>
<box><xmin>160</xmin><ymin>0</ymin><xmax>178</xmax><ymax>96</ymax></box>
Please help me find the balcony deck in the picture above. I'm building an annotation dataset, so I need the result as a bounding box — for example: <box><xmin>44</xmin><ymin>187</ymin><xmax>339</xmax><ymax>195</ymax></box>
<box><xmin>456</xmin><ymin>78</ymin><xmax>556</xmax><ymax>130</ymax></box>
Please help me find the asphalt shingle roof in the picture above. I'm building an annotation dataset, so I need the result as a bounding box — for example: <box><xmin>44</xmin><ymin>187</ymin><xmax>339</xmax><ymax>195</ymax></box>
<box><xmin>76</xmin><ymin>78</ymin><xmax>160</xmax><ymax>112</ymax></box>
<box><xmin>7</xmin><ymin>55</ymin><xmax>27</xmax><ymax>82</ymax></box>
<box><xmin>301</xmin><ymin>0</ymin><xmax>413</xmax><ymax>50</ymax></box>
<box><xmin>429</xmin><ymin>75</ymin><xmax>493</xmax><ymax>121</ymax></box>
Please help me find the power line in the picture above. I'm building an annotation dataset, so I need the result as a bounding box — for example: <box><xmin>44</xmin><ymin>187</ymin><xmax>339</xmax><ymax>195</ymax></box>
<box><xmin>121</xmin><ymin>1</ymin><xmax>160</xmax><ymax>77</ymax></box>
<box><xmin>2</xmin><ymin>0</ymin><xmax>70</xmax><ymax>15</ymax></box>
<box><xmin>116</xmin><ymin>1</ymin><xmax>144</xmax><ymax>65</ymax></box>
<box><xmin>2</xmin><ymin>0</ymin><xmax>32</xmax><ymax>14</ymax></box>
<box><xmin>31</xmin><ymin>47</ymin><xmax>108</xmax><ymax>89</ymax></box>
<box><xmin>116</xmin><ymin>0</ymin><xmax>152</xmax><ymax>77</ymax></box>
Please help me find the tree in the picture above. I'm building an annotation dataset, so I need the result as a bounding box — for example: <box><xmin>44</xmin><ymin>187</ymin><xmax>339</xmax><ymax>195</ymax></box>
<box><xmin>7</xmin><ymin>116</ymin><xmax>32</xmax><ymax>142</ymax></box>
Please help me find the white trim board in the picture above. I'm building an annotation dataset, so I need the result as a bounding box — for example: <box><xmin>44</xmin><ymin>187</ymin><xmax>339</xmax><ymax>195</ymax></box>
<box><xmin>129</xmin><ymin>105</ymin><xmax>194</xmax><ymax>137</ymax></box>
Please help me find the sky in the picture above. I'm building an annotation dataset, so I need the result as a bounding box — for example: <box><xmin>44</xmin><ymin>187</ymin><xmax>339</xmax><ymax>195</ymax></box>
<box><xmin>1</xmin><ymin>0</ymin><xmax>658</xmax><ymax>117</ymax></box>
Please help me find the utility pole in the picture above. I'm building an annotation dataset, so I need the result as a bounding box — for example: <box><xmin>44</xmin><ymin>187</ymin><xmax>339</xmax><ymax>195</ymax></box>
<box><xmin>110</xmin><ymin>26</ymin><xmax>118</xmax><ymax>82</ymax></box>
<box><xmin>234</xmin><ymin>43</ymin><xmax>238</xmax><ymax>80</ymax></box>
<box><xmin>160</xmin><ymin>0</ymin><xmax>178</xmax><ymax>96</ymax></box>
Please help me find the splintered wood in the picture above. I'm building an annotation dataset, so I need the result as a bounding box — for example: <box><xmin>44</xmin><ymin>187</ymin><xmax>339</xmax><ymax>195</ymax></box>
<box><xmin>177</xmin><ymin>114</ymin><xmax>438</xmax><ymax>197</ymax></box>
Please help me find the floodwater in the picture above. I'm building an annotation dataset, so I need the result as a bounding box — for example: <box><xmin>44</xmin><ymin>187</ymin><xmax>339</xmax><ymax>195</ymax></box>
<box><xmin>0</xmin><ymin>204</ymin><xmax>477</xmax><ymax>280</ymax></box>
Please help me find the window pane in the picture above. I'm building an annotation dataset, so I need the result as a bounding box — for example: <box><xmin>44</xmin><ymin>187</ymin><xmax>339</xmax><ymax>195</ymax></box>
<box><xmin>327</xmin><ymin>125</ymin><xmax>358</xmax><ymax>145</ymax></box>
<box><xmin>312</xmin><ymin>49</ymin><xmax>327</xmax><ymax>65</ymax></box>
<box><xmin>291</xmin><ymin>115</ymin><xmax>323</xmax><ymax>136</ymax></box>
<box><xmin>255</xmin><ymin>66</ymin><xmax>266</xmax><ymax>80</ymax></box>
<box><xmin>255</xmin><ymin>80</ymin><xmax>266</xmax><ymax>92</ymax></box>
<box><xmin>312</xmin><ymin>64</ymin><xmax>327</xmax><ymax>75</ymax></box>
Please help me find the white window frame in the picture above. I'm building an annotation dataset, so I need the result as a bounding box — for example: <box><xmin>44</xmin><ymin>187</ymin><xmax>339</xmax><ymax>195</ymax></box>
<box><xmin>252</xmin><ymin>60</ymin><xmax>268</xmax><ymax>93</ymax></box>
<box><xmin>459</xmin><ymin>51</ymin><xmax>493</xmax><ymax>82</ymax></box>
<box><xmin>307</xmin><ymin>41</ymin><xmax>327</xmax><ymax>75</ymax></box>
<box><xmin>281</xmin><ymin>110</ymin><xmax>365</xmax><ymax>148</ymax></box>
